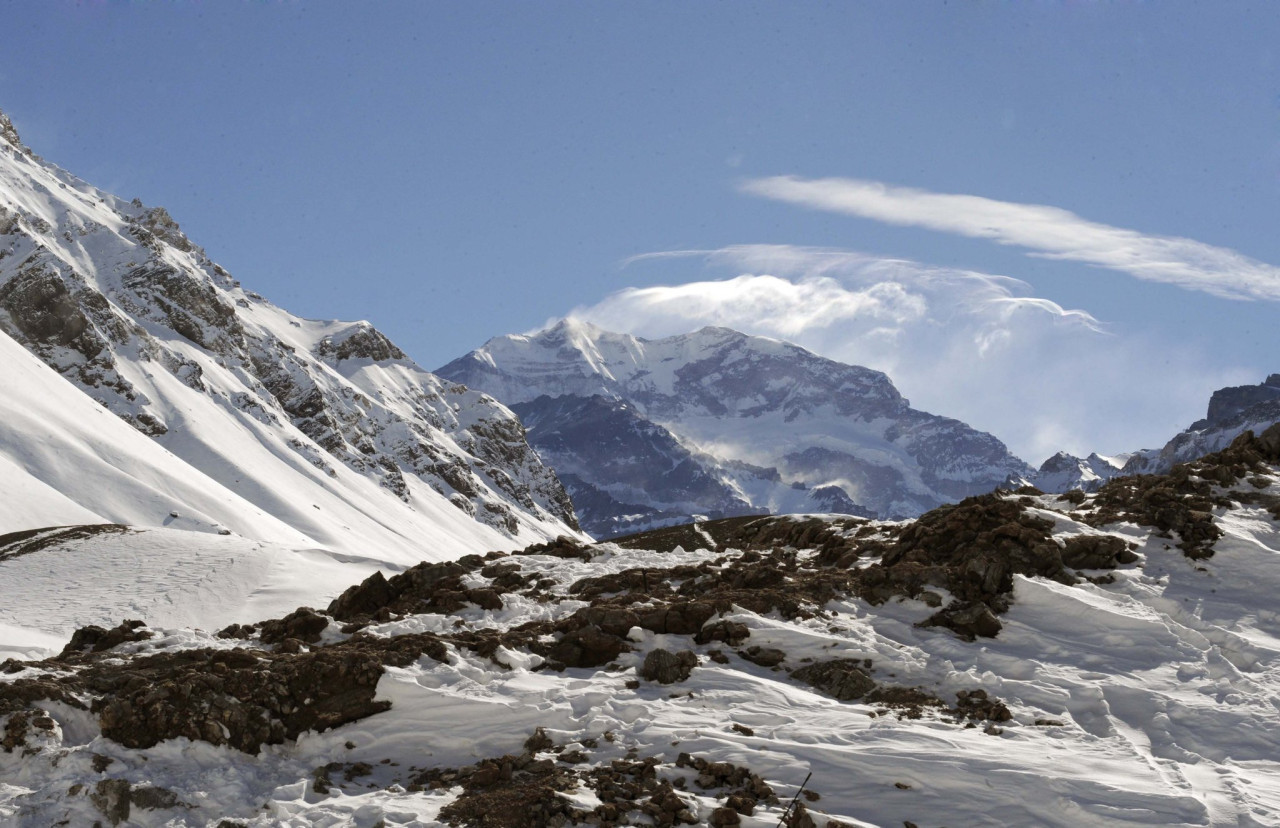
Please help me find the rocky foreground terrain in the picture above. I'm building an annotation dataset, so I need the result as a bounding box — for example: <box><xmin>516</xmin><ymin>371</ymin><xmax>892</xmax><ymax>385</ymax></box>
<box><xmin>4</xmin><ymin>427</ymin><xmax>1280</xmax><ymax>826</ymax></box>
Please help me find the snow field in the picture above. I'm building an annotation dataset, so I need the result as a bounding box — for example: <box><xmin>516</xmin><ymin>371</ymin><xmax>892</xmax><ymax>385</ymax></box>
<box><xmin>6</xmin><ymin>493</ymin><xmax>1280</xmax><ymax>825</ymax></box>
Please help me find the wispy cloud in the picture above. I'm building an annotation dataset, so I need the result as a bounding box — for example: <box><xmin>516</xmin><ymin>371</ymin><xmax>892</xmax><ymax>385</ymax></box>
<box><xmin>573</xmin><ymin>245</ymin><xmax>1251</xmax><ymax>462</ymax></box>
<box><xmin>741</xmin><ymin>176</ymin><xmax>1280</xmax><ymax>302</ymax></box>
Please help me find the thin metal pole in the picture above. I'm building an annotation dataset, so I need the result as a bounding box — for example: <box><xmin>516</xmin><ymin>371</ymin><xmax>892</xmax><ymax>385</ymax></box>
<box><xmin>776</xmin><ymin>771</ymin><xmax>813</xmax><ymax>827</ymax></box>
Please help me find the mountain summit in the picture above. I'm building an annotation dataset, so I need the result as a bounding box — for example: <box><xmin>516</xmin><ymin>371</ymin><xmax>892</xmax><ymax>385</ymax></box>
<box><xmin>438</xmin><ymin>319</ymin><xmax>1033</xmax><ymax>535</ymax></box>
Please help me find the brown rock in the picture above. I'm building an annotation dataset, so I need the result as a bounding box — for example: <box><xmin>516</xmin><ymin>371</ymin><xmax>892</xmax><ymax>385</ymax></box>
<box><xmin>740</xmin><ymin>646</ymin><xmax>786</xmax><ymax>667</ymax></box>
<box><xmin>640</xmin><ymin>649</ymin><xmax>698</xmax><ymax>684</ymax></box>
<box><xmin>921</xmin><ymin>600</ymin><xmax>1003</xmax><ymax>641</ymax></box>
<box><xmin>326</xmin><ymin>570</ymin><xmax>394</xmax><ymax>620</ymax></box>
<box><xmin>59</xmin><ymin>620</ymin><xmax>152</xmax><ymax>657</ymax></box>
<box><xmin>258</xmin><ymin>608</ymin><xmax>329</xmax><ymax>645</ymax></box>
<box><xmin>548</xmin><ymin>625</ymin><xmax>627</xmax><ymax>668</ymax></box>
<box><xmin>792</xmin><ymin>659</ymin><xmax>875</xmax><ymax>701</ymax></box>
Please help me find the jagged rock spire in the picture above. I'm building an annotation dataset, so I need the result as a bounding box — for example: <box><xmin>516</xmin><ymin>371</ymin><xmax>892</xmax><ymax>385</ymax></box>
<box><xmin>0</xmin><ymin>108</ymin><xmax>30</xmax><ymax>155</ymax></box>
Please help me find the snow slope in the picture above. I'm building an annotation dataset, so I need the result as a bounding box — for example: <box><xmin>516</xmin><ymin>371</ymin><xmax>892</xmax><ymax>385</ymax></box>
<box><xmin>0</xmin><ymin>108</ymin><xmax>580</xmax><ymax>562</ymax></box>
<box><xmin>0</xmin><ymin>527</ymin><xmax>383</xmax><ymax>662</ymax></box>
<box><xmin>0</xmin><ymin>326</ymin><xmax>310</xmax><ymax>544</ymax></box>
<box><xmin>8</xmin><ymin>433</ymin><xmax>1280</xmax><ymax>826</ymax></box>
<box><xmin>439</xmin><ymin>318</ymin><xmax>1032</xmax><ymax>534</ymax></box>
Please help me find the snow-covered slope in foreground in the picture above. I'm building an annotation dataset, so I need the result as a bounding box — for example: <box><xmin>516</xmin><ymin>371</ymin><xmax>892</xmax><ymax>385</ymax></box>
<box><xmin>0</xmin><ymin>326</ymin><xmax>310</xmax><ymax>543</ymax></box>
<box><xmin>0</xmin><ymin>526</ymin><xmax>385</xmax><ymax>662</ymax></box>
<box><xmin>0</xmin><ymin>108</ymin><xmax>578</xmax><ymax>563</ymax></box>
<box><xmin>5</xmin><ymin>430</ymin><xmax>1280</xmax><ymax>826</ymax></box>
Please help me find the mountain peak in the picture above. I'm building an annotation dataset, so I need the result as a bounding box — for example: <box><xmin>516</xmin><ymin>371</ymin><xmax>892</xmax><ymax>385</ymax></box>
<box><xmin>548</xmin><ymin>316</ymin><xmax>605</xmax><ymax>336</ymax></box>
<box><xmin>439</xmin><ymin>320</ymin><xmax>1031</xmax><ymax>533</ymax></box>
<box><xmin>0</xmin><ymin>109</ymin><xmax>29</xmax><ymax>155</ymax></box>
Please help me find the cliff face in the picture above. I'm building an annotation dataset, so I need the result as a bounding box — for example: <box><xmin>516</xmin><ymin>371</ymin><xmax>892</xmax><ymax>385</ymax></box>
<box><xmin>1194</xmin><ymin>374</ymin><xmax>1280</xmax><ymax>430</ymax></box>
<box><xmin>1123</xmin><ymin>375</ymin><xmax>1280</xmax><ymax>477</ymax></box>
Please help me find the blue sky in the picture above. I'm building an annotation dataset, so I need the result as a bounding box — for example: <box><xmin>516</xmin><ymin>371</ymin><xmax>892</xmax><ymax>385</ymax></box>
<box><xmin>2</xmin><ymin>2</ymin><xmax>1278</xmax><ymax>461</ymax></box>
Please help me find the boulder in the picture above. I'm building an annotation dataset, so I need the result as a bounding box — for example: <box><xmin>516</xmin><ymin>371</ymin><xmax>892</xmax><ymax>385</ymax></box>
<box><xmin>640</xmin><ymin>649</ymin><xmax>698</xmax><ymax>684</ymax></box>
<box><xmin>792</xmin><ymin>659</ymin><xmax>875</xmax><ymax>701</ymax></box>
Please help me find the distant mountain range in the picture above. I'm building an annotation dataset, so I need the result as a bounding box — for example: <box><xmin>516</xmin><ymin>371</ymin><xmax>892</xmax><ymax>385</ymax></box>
<box><xmin>3</xmin><ymin>102</ymin><xmax>1277</xmax><ymax>553</ymax></box>
<box><xmin>438</xmin><ymin>319</ymin><xmax>1035</xmax><ymax>536</ymax></box>
<box><xmin>440</xmin><ymin>316</ymin><xmax>1280</xmax><ymax>535</ymax></box>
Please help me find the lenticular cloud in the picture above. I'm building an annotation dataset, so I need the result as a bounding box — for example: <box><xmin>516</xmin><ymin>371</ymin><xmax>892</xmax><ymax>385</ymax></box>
<box><xmin>742</xmin><ymin>177</ymin><xmax>1280</xmax><ymax>302</ymax></box>
<box><xmin>574</xmin><ymin>245</ymin><xmax>1244</xmax><ymax>462</ymax></box>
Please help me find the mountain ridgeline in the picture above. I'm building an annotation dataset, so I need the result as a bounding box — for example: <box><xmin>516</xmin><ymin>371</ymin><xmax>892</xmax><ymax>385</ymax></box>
<box><xmin>1122</xmin><ymin>374</ymin><xmax>1280</xmax><ymax>476</ymax></box>
<box><xmin>0</xmin><ymin>108</ymin><xmax>578</xmax><ymax>562</ymax></box>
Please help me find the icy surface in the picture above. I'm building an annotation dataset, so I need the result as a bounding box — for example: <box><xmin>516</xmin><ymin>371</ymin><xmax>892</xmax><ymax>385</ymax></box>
<box><xmin>0</xmin><ymin>526</ymin><xmax>383</xmax><ymax>661</ymax></box>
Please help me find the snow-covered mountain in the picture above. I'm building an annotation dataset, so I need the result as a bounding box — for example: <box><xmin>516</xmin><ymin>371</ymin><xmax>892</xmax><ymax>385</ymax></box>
<box><xmin>438</xmin><ymin>318</ymin><xmax>1033</xmax><ymax>536</ymax></box>
<box><xmin>1015</xmin><ymin>450</ymin><xmax>1127</xmax><ymax>493</ymax></box>
<box><xmin>1123</xmin><ymin>374</ymin><xmax>1280</xmax><ymax>476</ymax></box>
<box><xmin>0</xmin><ymin>108</ymin><xmax>579</xmax><ymax>565</ymax></box>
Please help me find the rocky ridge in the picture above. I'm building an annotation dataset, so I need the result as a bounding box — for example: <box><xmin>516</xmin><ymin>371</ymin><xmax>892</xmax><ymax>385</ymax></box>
<box><xmin>0</xmin><ymin>108</ymin><xmax>577</xmax><ymax>554</ymax></box>
<box><xmin>1011</xmin><ymin>450</ymin><xmax>1126</xmax><ymax>494</ymax></box>
<box><xmin>1123</xmin><ymin>374</ymin><xmax>1280</xmax><ymax>478</ymax></box>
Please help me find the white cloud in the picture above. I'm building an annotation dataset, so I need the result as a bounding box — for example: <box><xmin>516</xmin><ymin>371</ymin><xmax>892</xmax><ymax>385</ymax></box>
<box><xmin>573</xmin><ymin>246</ymin><xmax>1253</xmax><ymax>463</ymax></box>
<box><xmin>741</xmin><ymin>176</ymin><xmax>1280</xmax><ymax>302</ymax></box>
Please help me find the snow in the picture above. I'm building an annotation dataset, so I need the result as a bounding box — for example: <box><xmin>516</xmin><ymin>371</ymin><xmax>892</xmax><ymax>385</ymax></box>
<box><xmin>5</xmin><ymin>111</ymin><xmax>1280</xmax><ymax>827</ymax></box>
<box><xmin>438</xmin><ymin>318</ymin><xmax>1032</xmax><ymax>523</ymax></box>
<box><xmin>6</xmin><ymin>486</ymin><xmax>1280</xmax><ymax>825</ymax></box>
<box><xmin>0</xmin><ymin>328</ymin><xmax>309</xmax><ymax>544</ymax></box>
<box><xmin>0</xmin><ymin>526</ymin><xmax>385</xmax><ymax>661</ymax></box>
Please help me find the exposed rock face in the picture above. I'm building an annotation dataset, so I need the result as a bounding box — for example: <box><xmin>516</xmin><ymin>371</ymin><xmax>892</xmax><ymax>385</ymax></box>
<box><xmin>1198</xmin><ymin>374</ymin><xmax>1280</xmax><ymax>430</ymax></box>
<box><xmin>91</xmin><ymin>646</ymin><xmax>395</xmax><ymax>753</ymax></box>
<box><xmin>0</xmin><ymin>106</ymin><xmax>578</xmax><ymax>547</ymax></box>
<box><xmin>1088</xmin><ymin>424</ymin><xmax>1280</xmax><ymax>559</ymax></box>
<box><xmin>0</xmin><ymin>110</ymin><xmax>29</xmax><ymax>156</ymax></box>
<box><xmin>0</xmin><ymin>627</ymin><xmax>450</xmax><ymax>756</ymax></box>
<box><xmin>439</xmin><ymin>319</ymin><xmax>1033</xmax><ymax>535</ymax></box>
<box><xmin>512</xmin><ymin>393</ymin><xmax>764</xmax><ymax>537</ymax></box>
<box><xmin>1123</xmin><ymin>375</ymin><xmax>1280</xmax><ymax>477</ymax></box>
<box><xmin>792</xmin><ymin>659</ymin><xmax>876</xmax><ymax>701</ymax></box>
<box><xmin>59</xmin><ymin>619</ymin><xmax>152</xmax><ymax>657</ymax></box>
